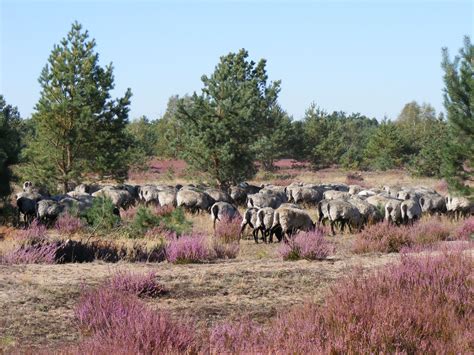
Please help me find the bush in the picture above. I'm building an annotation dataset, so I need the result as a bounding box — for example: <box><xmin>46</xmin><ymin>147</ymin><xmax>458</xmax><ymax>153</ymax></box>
<box><xmin>15</xmin><ymin>219</ymin><xmax>47</xmax><ymax>240</ymax></box>
<box><xmin>82</xmin><ymin>197</ymin><xmax>120</xmax><ymax>230</ymax></box>
<box><xmin>54</xmin><ymin>213</ymin><xmax>84</xmax><ymax>235</ymax></box>
<box><xmin>353</xmin><ymin>218</ymin><xmax>456</xmax><ymax>254</ymax></box>
<box><xmin>74</xmin><ymin>287</ymin><xmax>196</xmax><ymax>353</ymax></box>
<box><xmin>454</xmin><ymin>217</ymin><xmax>474</xmax><ymax>240</ymax></box>
<box><xmin>128</xmin><ymin>206</ymin><xmax>191</xmax><ymax>238</ymax></box>
<box><xmin>215</xmin><ymin>215</ymin><xmax>242</xmax><ymax>243</ymax></box>
<box><xmin>209</xmin><ymin>250</ymin><xmax>472</xmax><ymax>353</ymax></box>
<box><xmin>165</xmin><ymin>234</ymin><xmax>215</xmax><ymax>264</ymax></box>
<box><xmin>1</xmin><ymin>242</ymin><xmax>58</xmax><ymax>264</ymax></box>
<box><xmin>212</xmin><ymin>241</ymin><xmax>240</xmax><ymax>260</ymax></box>
<box><xmin>278</xmin><ymin>230</ymin><xmax>333</xmax><ymax>261</ymax></box>
<box><xmin>106</xmin><ymin>271</ymin><xmax>166</xmax><ymax>298</ymax></box>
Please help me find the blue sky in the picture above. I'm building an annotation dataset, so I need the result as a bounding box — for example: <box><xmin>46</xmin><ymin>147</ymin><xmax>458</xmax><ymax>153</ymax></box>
<box><xmin>1</xmin><ymin>0</ymin><xmax>472</xmax><ymax>121</ymax></box>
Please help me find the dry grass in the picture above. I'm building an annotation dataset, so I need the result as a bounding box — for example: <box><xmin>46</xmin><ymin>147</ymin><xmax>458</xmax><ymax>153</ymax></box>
<box><xmin>0</xmin><ymin>238</ymin><xmax>401</xmax><ymax>351</ymax></box>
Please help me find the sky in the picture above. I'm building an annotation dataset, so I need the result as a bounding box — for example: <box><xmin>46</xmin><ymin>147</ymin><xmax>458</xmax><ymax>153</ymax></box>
<box><xmin>1</xmin><ymin>0</ymin><xmax>472</xmax><ymax>121</ymax></box>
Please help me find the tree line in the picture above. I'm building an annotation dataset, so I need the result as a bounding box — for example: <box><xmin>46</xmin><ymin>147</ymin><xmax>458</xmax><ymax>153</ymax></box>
<box><xmin>0</xmin><ymin>22</ymin><xmax>472</xmax><ymax>198</ymax></box>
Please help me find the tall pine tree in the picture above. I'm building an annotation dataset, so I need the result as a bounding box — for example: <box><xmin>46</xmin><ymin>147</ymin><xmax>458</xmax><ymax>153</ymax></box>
<box><xmin>441</xmin><ymin>36</ymin><xmax>473</xmax><ymax>195</ymax></box>
<box><xmin>23</xmin><ymin>22</ymin><xmax>132</xmax><ymax>193</ymax></box>
<box><xmin>176</xmin><ymin>49</ymin><xmax>280</xmax><ymax>189</ymax></box>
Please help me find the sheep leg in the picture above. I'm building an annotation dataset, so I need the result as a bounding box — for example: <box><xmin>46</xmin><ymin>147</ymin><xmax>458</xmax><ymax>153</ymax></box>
<box><xmin>330</xmin><ymin>221</ymin><xmax>336</xmax><ymax>236</ymax></box>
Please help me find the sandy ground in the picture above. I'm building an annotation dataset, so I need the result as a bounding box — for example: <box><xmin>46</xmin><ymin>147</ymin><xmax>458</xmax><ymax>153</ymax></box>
<box><xmin>0</xmin><ymin>238</ymin><xmax>400</xmax><ymax>351</ymax></box>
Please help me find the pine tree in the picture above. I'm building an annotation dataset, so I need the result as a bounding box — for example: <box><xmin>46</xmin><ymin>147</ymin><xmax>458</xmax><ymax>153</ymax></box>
<box><xmin>0</xmin><ymin>96</ymin><xmax>22</xmax><ymax>200</ymax></box>
<box><xmin>364</xmin><ymin>120</ymin><xmax>407</xmax><ymax>170</ymax></box>
<box><xmin>441</xmin><ymin>36</ymin><xmax>473</xmax><ymax>195</ymax></box>
<box><xmin>23</xmin><ymin>22</ymin><xmax>132</xmax><ymax>193</ymax></box>
<box><xmin>176</xmin><ymin>49</ymin><xmax>280</xmax><ymax>189</ymax></box>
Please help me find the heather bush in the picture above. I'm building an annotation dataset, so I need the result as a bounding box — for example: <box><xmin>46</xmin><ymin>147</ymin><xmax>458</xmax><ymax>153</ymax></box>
<box><xmin>210</xmin><ymin>251</ymin><xmax>472</xmax><ymax>353</ymax></box>
<box><xmin>278</xmin><ymin>230</ymin><xmax>333</xmax><ymax>261</ymax></box>
<box><xmin>15</xmin><ymin>219</ymin><xmax>47</xmax><ymax>240</ymax></box>
<box><xmin>353</xmin><ymin>218</ymin><xmax>457</xmax><ymax>254</ymax></box>
<box><xmin>212</xmin><ymin>241</ymin><xmax>240</xmax><ymax>259</ymax></box>
<box><xmin>54</xmin><ymin>213</ymin><xmax>84</xmax><ymax>235</ymax></box>
<box><xmin>1</xmin><ymin>242</ymin><xmax>58</xmax><ymax>264</ymax></box>
<box><xmin>454</xmin><ymin>217</ymin><xmax>474</xmax><ymax>240</ymax></box>
<box><xmin>75</xmin><ymin>287</ymin><xmax>197</xmax><ymax>353</ymax></box>
<box><xmin>165</xmin><ymin>234</ymin><xmax>216</xmax><ymax>264</ymax></box>
<box><xmin>106</xmin><ymin>271</ymin><xmax>166</xmax><ymax>298</ymax></box>
<box><xmin>214</xmin><ymin>215</ymin><xmax>242</xmax><ymax>243</ymax></box>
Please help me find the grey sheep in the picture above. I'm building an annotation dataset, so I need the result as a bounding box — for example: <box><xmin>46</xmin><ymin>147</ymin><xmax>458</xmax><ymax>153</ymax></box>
<box><xmin>323</xmin><ymin>190</ymin><xmax>350</xmax><ymax>201</ymax></box>
<box><xmin>247</xmin><ymin>193</ymin><xmax>284</xmax><ymax>209</ymax></box>
<box><xmin>292</xmin><ymin>186</ymin><xmax>323</xmax><ymax>206</ymax></box>
<box><xmin>385</xmin><ymin>199</ymin><xmax>403</xmax><ymax>225</ymax></box>
<box><xmin>255</xmin><ymin>207</ymin><xmax>281</xmax><ymax>243</ymax></box>
<box><xmin>271</xmin><ymin>207</ymin><xmax>314</xmax><ymax>241</ymax></box>
<box><xmin>419</xmin><ymin>193</ymin><xmax>446</xmax><ymax>215</ymax></box>
<box><xmin>321</xmin><ymin>199</ymin><xmax>363</xmax><ymax>235</ymax></box>
<box><xmin>210</xmin><ymin>202</ymin><xmax>240</xmax><ymax>230</ymax></box>
<box><xmin>240</xmin><ymin>207</ymin><xmax>262</xmax><ymax>243</ymax></box>
<box><xmin>36</xmin><ymin>199</ymin><xmax>63</xmax><ymax>225</ymax></box>
<box><xmin>400</xmin><ymin>198</ymin><xmax>422</xmax><ymax>225</ymax></box>
<box><xmin>176</xmin><ymin>188</ymin><xmax>215</xmax><ymax>213</ymax></box>
<box><xmin>348</xmin><ymin>197</ymin><xmax>383</xmax><ymax>225</ymax></box>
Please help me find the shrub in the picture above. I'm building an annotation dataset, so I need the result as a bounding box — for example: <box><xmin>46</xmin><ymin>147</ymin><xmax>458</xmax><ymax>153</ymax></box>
<box><xmin>106</xmin><ymin>271</ymin><xmax>166</xmax><ymax>298</ymax></box>
<box><xmin>212</xmin><ymin>241</ymin><xmax>240</xmax><ymax>259</ymax></box>
<box><xmin>278</xmin><ymin>230</ymin><xmax>333</xmax><ymax>261</ymax></box>
<box><xmin>165</xmin><ymin>234</ymin><xmax>215</xmax><ymax>264</ymax></box>
<box><xmin>74</xmin><ymin>287</ymin><xmax>196</xmax><ymax>353</ymax></box>
<box><xmin>15</xmin><ymin>219</ymin><xmax>47</xmax><ymax>240</ymax></box>
<box><xmin>209</xmin><ymin>251</ymin><xmax>472</xmax><ymax>353</ymax></box>
<box><xmin>54</xmin><ymin>213</ymin><xmax>84</xmax><ymax>235</ymax></box>
<box><xmin>1</xmin><ymin>242</ymin><xmax>58</xmax><ymax>264</ymax></box>
<box><xmin>214</xmin><ymin>215</ymin><xmax>242</xmax><ymax>243</ymax></box>
<box><xmin>82</xmin><ymin>197</ymin><xmax>120</xmax><ymax>230</ymax></box>
<box><xmin>353</xmin><ymin>218</ymin><xmax>457</xmax><ymax>254</ymax></box>
<box><xmin>129</xmin><ymin>206</ymin><xmax>191</xmax><ymax>238</ymax></box>
<box><xmin>454</xmin><ymin>217</ymin><xmax>474</xmax><ymax>240</ymax></box>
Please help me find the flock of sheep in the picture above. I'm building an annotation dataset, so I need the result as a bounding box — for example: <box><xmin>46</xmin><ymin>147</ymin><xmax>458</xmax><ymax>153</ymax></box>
<box><xmin>15</xmin><ymin>180</ymin><xmax>473</xmax><ymax>242</ymax></box>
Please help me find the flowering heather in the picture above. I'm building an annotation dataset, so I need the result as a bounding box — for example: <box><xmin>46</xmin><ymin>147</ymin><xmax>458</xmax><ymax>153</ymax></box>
<box><xmin>120</xmin><ymin>205</ymin><xmax>140</xmax><ymax>221</ymax></box>
<box><xmin>212</xmin><ymin>241</ymin><xmax>240</xmax><ymax>259</ymax></box>
<box><xmin>106</xmin><ymin>271</ymin><xmax>166</xmax><ymax>298</ymax></box>
<box><xmin>54</xmin><ymin>213</ymin><xmax>84</xmax><ymax>235</ymax></box>
<box><xmin>166</xmin><ymin>234</ymin><xmax>216</xmax><ymax>264</ymax></box>
<box><xmin>1</xmin><ymin>242</ymin><xmax>58</xmax><ymax>264</ymax></box>
<box><xmin>454</xmin><ymin>217</ymin><xmax>474</xmax><ymax>240</ymax></box>
<box><xmin>209</xmin><ymin>318</ymin><xmax>265</xmax><ymax>353</ymax></box>
<box><xmin>75</xmin><ymin>287</ymin><xmax>197</xmax><ymax>353</ymax></box>
<box><xmin>278</xmin><ymin>230</ymin><xmax>333</xmax><ymax>261</ymax></box>
<box><xmin>215</xmin><ymin>215</ymin><xmax>242</xmax><ymax>243</ymax></box>
<box><xmin>353</xmin><ymin>218</ymin><xmax>456</xmax><ymax>254</ymax></box>
<box><xmin>209</xmin><ymin>251</ymin><xmax>472</xmax><ymax>353</ymax></box>
<box><xmin>15</xmin><ymin>219</ymin><xmax>47</xmax><ymax>240</ymax></box>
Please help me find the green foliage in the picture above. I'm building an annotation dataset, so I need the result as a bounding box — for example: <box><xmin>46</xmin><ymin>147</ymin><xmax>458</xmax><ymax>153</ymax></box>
<box><xmin>440</xmin><ymin>36</ymin><xmax>473</xmax><ymax>195</ymax></box>
<box><xmin>408</xmin><ymin>118</ymin><xmax>449</xmax><ymax>177</ymax></box>
<box><xmin>252</xmin><ymin>105</ymin><xmax>294</xmax><ymax>171</ymax></box>
<box><xmin>0</xmin><ymin>95</ymin><xmax>22</xmax><ymax>200</ymax></box>
<box><xmin>176</xmin><ymin>49</ymin><xmax>280</xmax><ymax>189</ymax></box>
<box><xmin>303</xmin><ymin>103</ymin><xmax>378</xmax><ymax>169</ymax></box>
<box><xmin>364</xmin><ymin>120</ymin><xmax>407</xmax><ymax>170</ymax></box>
<box><xmin>82</xmin><ymin>197</ymin><xmax>120</xmax><ymax>230</ymax></box>
<box><xmin>126</xmin><ymin>116</ymin><xmax>159</xmax><ymax>158</ymax></box>
<box><xmin>22</xmin><ymin>22</ymin><xmax>132</xmax><ymax>193</ymax></box>
<box><xmin>128</xmin><ymin>206</ymin><xmax>191</xmax><ymax>238</ymax></box>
